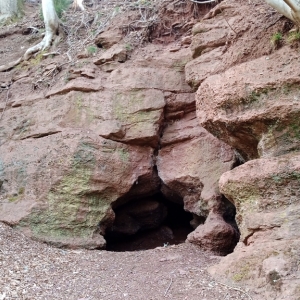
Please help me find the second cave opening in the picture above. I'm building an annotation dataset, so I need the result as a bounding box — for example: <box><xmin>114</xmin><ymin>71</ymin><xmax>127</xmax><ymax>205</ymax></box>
<box><xmin>104</xmin><ymin>192</ymin><xmax>194</xmax><ymax>251</ymax></box>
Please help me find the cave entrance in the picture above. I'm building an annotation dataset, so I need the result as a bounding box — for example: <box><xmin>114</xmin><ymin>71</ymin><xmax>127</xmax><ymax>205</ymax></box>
<box><xmin>104</xmin><ymin>192</ymin><xmax>194</xmax><ymax>251</ymax></box>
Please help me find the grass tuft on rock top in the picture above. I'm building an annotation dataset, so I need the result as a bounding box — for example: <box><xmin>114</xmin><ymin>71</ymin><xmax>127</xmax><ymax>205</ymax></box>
<box><xmin>271</xmin><ymin>32</ymin><xmax>282</xmax><ymax>47</ymax></box>
<box><xmin>287</xmin><ymin>31</ymin><xmax>300</xmax><ymax>43</ymax></box>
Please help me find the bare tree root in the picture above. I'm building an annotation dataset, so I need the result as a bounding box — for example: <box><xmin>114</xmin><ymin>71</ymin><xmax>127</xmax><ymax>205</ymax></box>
<box><xmin>0</xmin><ymin>0</ymin><xmax>61</xmax><ymax>72</ymax></box>
<box><xmin>24</xmin><ymin>27</ymin><xmax>64</xmax><ymax>60</ymax></box>
<box><xmin>0</xmin><ymin>57</ymin><xmax>23</xmax><ymax>72</ymax></box>
<box><xmin>24</xmin><ymin>35</ymin><xmax>54</xmax><ymax>60</ymax></box>
<box><xmin>24</xmin><ymin>0</ymin><xmax>61</xmax><ymax>60</ymax></box>
<box><xmin>265</xmin><ymin>0</ymin><xmax>300</xmax><ymax>26</ymax></box>
<box><xmin>0</xmin><ymin>30</ymin><xmax>62</xmax><ymax>72</ymax></box>
<box><xmin>72</xmin><ymin>0</ymin><xmax>85</xmax><ymax>11</ymax></box>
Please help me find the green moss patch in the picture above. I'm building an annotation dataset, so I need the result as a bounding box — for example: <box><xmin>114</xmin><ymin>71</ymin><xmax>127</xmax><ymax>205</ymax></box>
<box><xmin>17</xmin><ymin>141</ymin><xmax>111</xmax><ymax>242</ymax></box>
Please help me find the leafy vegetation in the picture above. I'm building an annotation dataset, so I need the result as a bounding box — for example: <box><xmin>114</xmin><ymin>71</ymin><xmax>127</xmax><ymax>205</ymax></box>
<box><xmin>125</xmin><ymin>43</ymin><xmax>132</xmax><ymax>51</ymax></box>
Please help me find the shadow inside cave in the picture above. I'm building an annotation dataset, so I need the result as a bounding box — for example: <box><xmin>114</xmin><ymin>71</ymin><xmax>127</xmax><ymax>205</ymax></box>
<box><xmin>104</xmin><ymin>192</ymin><xmax>194</xmax><ymax>252</ymax></box>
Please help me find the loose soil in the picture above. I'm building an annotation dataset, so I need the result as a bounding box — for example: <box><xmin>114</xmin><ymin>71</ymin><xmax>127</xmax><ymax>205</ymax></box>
<box><xmin>0</xmin><ymin>223</ymin><xmax>252</xmax><ymax>300</ymax></box>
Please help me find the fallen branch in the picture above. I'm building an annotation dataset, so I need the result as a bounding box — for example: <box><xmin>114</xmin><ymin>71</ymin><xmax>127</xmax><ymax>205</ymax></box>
<box><xmin>164</xmin><ymin>278</ymin><xmax>173</xmax><ymax>297</ymax></box>
<box><xmin>0</xmin><ymin>57</ymin><xmax>23</xmax><ymax>72</ymax></box>
<box><xmin>42</xmin><ymin>51</ymin><xmax>60</xmax><ymax>57</ymax></box>
<box><xmin>0</xmin><ymin>86</ymin><xmax>10</xmax><ymax>122</ymax></box>
<box><xmin>215</xmin><ymin>280</ymin><xmax>253</xmax><ymax>300</ymax></box>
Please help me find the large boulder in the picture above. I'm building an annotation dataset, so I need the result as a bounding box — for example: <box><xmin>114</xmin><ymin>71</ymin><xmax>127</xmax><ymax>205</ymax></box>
<box><xmin>196</xmin><ymin>47</ymin><xmax>300</xmax><ymax>161</ymax></box>
<box><xmin>209</xmin><ymin>154</ymin><xmax>300</xmax><ymax>299</ymax></box>
<box><xmin>0</xmin><ymin>132</ymin><xmax>154</xmax><ymax>249</ymax></box>
<box><xmin>187</xmin><ymin>211</ymin><xmax>239</xmax><ymax>255</ymax></box>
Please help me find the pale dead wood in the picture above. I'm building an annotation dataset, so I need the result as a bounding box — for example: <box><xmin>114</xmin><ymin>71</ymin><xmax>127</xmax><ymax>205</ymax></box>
<box><xmin>215</xmin><ymin>280</ymin><xmax>253</xmax><ymax>300</ymax></box>
<box><xmin>0</xmin><ymin>86</ymin><xmax>10</xmax><ymax>121</ymax></box>
<box><xmin>0</xmin><ymin>57</ymin><xmax>23</xmax><ymax>72</ymax></box>
<box><xmin>164</xmin><ymin>278</ymin><xmax>173</xmax><ymax>296</ymax></box>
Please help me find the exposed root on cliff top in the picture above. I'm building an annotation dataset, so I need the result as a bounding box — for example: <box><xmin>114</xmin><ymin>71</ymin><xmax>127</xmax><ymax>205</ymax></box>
<box><xmin>0</xmin><ymin>0</ymin><xmax>215</xmax><ymax>72</ymax></box>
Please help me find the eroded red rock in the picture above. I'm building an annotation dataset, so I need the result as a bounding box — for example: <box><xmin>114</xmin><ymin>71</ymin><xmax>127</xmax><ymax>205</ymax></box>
<box><xmin>0</xmin><ymin>133</ymin><xmax>154</xmax><ymax>249</ymax></box>
<box><xmin>196</xmin><ymin>47</ymin><xmax>300</xmax><ymax>160</ymax></box>
<box><xmin>187</xmin><ymin>211</ymin><xmax>239</xmax><ymax>254</ymax></box>
<box><xmin>0</xmin><ymin>37</ymin><xmax>236</xmax><ymax>253</ymax></box>
<box><xmin>185</xmin><ymin>0</ymin><xmax>287</xmax><ymax>89</ymax></box>
<box><xmin>186</xmin><ymin>0</ymin><xmax>300</xmax><ymax>297</ymax></box>
<box><xmin>209</xmin><ymin>153</ymin><xmax>300</xmax><ymax>298</ymax></box>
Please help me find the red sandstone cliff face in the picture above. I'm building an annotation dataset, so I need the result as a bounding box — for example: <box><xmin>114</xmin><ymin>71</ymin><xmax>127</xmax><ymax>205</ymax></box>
<box><xmin>0</xmin><ymin>0</ymin><xmax>237</xmax><ymax>253</ymax></box>
<box><xmin>1</xmin><ymin>0</ymin><xmax>300</xmax><ymax>298</ymax></box>
<box><xmin>191</xmin><ymin>0</ymin><xmax>300</xmax><ymax>298</ymax></box>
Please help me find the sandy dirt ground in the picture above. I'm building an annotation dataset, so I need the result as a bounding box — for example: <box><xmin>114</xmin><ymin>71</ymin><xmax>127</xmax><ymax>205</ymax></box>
<box><xmin>0</xmin><ymin>223</ymin><xmax>254</xmax><ymax>300</ymax></box>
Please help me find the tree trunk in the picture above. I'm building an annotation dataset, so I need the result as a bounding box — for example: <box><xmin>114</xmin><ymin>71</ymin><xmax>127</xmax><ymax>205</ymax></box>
<box><xmin>0</xmin><ymin>0</ymin><xmax>83</xmax><ymax>70</ymax></box>
<box><xmin>265</xmin><ymin>0</ymin><xmax>300</xmax><ymax>25</ymax></box>
<box><xmin>24</xmin><ymin>0</ymin><xmax>60</xmax><ymax>59</ymax></box>
<box><xmin>0</xmin><ymin>0</ymin><xmax>23</xmax><ymax>21</ymax></box>
<box><xmin>73</xmin><ymin>0</ymin><xmax>85</xmax><ymax>11</ymax></box>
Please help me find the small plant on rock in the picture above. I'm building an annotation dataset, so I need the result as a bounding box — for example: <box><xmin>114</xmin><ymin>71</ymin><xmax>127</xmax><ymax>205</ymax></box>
<box><xmin>125</xmin><ymin>43</ymin><xmax>132</xmax><ymax>51</ymax></box>
<box><xmin>271</xmin><ymin>32</ymin><xmax>283</xmax><ymax>48</ymax></box>
<box><xmin>287</xmin><ymin>31</ymin><xmax>300</xmax><ymax>43</ymax></box>
<box><xmin>87</xmin><ymin>45</ymin><xmax>97</xmax><ymax>56</ymax></box>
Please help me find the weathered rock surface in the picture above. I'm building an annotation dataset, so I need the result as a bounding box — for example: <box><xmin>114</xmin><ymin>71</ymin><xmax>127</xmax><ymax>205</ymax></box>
<box><xmin>188</xmin><ymin>0</ymin><xmax>300</xmax><ymax>297</ymax></box>
<box><xmin>94</xmin><ymin>44</ymin><xmax>127</xmax><ymax>65</ymax></box>
<box><xmin>104</xmin><ymin>48</ymin><xmax>192</xmax><ymax>93</ymax></box>
<box><xmin>5</xmin><ymin>0</ymin><xmax>300</xmax><ymax>297</ymax></box>
<box><xmin>187</xmin><ymin>211</ymin><xmax>239</xmax><ymax>254</ymax></box>
<box><xmin>196</xmin><ymin>47</ymin><xmax>300</xmax><ymax>161</ymax></box>
<box><xmin>0</xmin><ymin>132</ymin><xmax>154</xmax><ymax>248</ymax></box>
<box><xmin>94</xmin><ymin>27</ymin><xmax>122</xmax><ymax>49</ymax></box>
<box><xmin>157</xmin><ymin>94</ymin><xmax>237</xmax><ymax>252</ymax></box>
<box><xmin>2</xmin><ymin>82</ymin><xmax>165</xmax><ymax>148</ymax></box>
<box><xmin>158</xmin><ymin>112</ymin><xmax>235</xmax><ymax>217</ymax></box>
<box><xmin>0</xmin><ymin>39</ymin><xmax>236</xmax><ymax>250</ymax></box>
<box><xmin>209</xmin><ymin>154</ymin><xmax>300</xmax><ymax>299</ymax></box>
<box><xmin>185</xmin><ymin>0</ymin><xmax>288</xmax><ymax>89</ymax></box>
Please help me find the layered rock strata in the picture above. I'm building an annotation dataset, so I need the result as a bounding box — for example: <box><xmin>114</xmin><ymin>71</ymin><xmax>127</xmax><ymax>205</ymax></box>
<box><xmin>190</xmin><ymin>0</ymin><xmax>300</xmax><ymax>298</ymax></box>
<box><xmin>0</xmin><ymin>41</ymin><xmax>236</xmax><ymax>251</ymax></box>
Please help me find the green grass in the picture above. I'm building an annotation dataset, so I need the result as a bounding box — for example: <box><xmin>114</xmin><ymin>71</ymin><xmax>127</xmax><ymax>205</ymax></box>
<box><xmin>54</xmin><ymin>0</ymin><xmax>72</xmax><ymax>18</ymax></box>
<box><xmin>271</xmin><ymin>32</ymin><xmax>282</xmax><ymax>46</ymax></box>
<box><xmin>287</xmin><ymin>31</ymin><xmax>300</xmax><ymax>43</ymax></box>
<box><xmin>87</xmin><ymin>45</ymin><xmax>98</xmax><ymax>56</ymax></box>
<box><xmin>125</xmin><ymin>43</ymin><xmax>132</xmax><ymax>51</ymax></box>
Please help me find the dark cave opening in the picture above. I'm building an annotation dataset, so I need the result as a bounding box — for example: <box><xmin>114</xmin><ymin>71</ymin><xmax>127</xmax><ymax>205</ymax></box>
<box><xmin>104</xmin><ymin>192</ymin><xmax>194</xmax><ymax>252</ymax></box>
